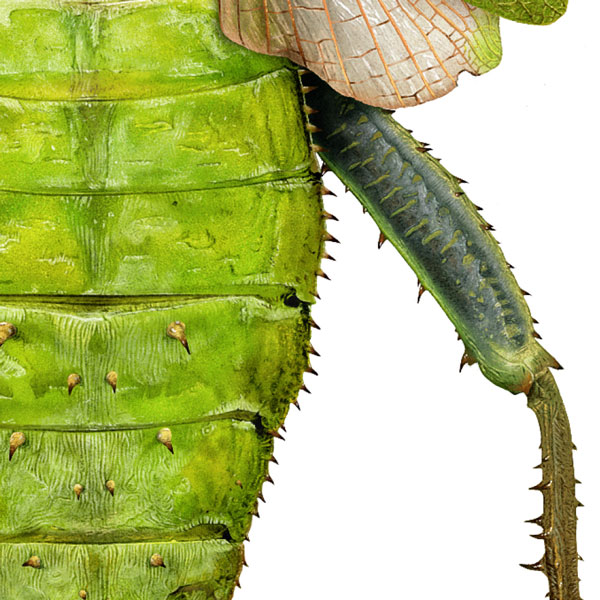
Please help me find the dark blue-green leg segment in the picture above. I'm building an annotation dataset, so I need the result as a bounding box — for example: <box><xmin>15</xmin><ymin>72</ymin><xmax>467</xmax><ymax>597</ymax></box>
<box><xmin>304</xmin><ymin>72</ymin><xmax>553</xmax><ymax>394</ymax></box>
<box><xmin>303</xmin><ymin>73</ymin><xmax>581</xmax><ymax>600</ymax></box>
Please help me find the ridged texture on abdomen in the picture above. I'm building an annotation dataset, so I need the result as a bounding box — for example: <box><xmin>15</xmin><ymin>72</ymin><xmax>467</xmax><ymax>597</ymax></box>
<box><xmin>0</xmin><ymin>1</ymin><xmax>320</xmax><ymax>598</ymax></box>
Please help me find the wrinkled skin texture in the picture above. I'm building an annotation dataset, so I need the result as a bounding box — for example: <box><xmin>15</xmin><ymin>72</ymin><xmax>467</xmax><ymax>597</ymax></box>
<box><xmin>1</xmin><ymin>0</ymin><xmax>592</xmax><ymax>597</ymax></box>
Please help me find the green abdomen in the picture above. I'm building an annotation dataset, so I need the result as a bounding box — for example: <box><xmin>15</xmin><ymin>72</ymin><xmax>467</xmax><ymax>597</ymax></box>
<box><xmin>0</xmin><ymin>2</ymin><xmax>321</xmax><ymax>597</ymax></box>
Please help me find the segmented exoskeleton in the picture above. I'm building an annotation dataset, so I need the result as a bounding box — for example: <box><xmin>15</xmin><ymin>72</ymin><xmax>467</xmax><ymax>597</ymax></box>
<box><xmin>0</xmin><ymin>0</ymin><xmax>581</xmax><ymax>599</ymax></box>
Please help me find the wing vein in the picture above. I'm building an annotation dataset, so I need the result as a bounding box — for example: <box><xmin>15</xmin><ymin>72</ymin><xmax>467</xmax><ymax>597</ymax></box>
<box><xmin>422</xmin><ymin>0</ymin><xmax>469</xmax><ymax>63</ymax></box>
<box><xmin>322</xmin><ymin>0</ymin><xmax>352</xmax><ymax>90</ymax></box>
<box><xmin>263</xmin><ymin>0</ymin><xmax>271</xmax><ymax>53</ymax></box>
<box><xmin>397</xmin><ymin>1</ymin><xmax>457</xmax><ymax>85</ymax></box>
<box><xmin>355</xmin><ymin>0</ymin><xmax>407</xmax><ymax>107</ymax></box>
<box><xmin>376</xmin><ymin>0</ymin><xmax>436</xmax><ymax>99</ymax></box>
<box><xmin>285</xmin><ymin>0</ymin><xmax>307</xmax><ymax>65</ymax></box>
<box><xmin>439</xmin><ymin>0</ymin><xmax>470</xmax><ymax>26</ymax></box>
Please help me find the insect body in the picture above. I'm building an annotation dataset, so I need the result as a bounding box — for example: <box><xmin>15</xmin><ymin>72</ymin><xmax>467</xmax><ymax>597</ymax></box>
<box><xmin>0</xmin><ymin>0</ymin><xmax>580</xmax><ymax>599</ymax></box>
<box><xmin>0</xmin><ymin>2</ymin><xmax>319</xmax><ymax>597</ymax></box>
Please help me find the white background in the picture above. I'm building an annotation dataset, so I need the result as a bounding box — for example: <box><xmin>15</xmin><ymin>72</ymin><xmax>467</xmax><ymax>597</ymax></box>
<box><xmin>238</xmin><ymin>2</ymin><xmax>599</xmax><ymax>599</ymax></box>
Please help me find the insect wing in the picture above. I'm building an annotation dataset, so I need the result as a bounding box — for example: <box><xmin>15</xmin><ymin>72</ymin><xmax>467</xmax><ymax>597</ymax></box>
<box><xmin>219</xmin><ymin>0</ymin><xmax>502</xmax><ymax>109</ymax></box>
<box><xmin>466</xmin><ymin>0</ymin><xmax>567</xmax><ymax>24</ymax></box>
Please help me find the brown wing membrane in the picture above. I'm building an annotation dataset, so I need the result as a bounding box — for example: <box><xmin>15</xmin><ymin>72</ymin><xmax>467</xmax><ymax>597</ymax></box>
<box><xmin>219</xmin><ymin>0</ymin><xmax>502</xmax><ymax>109</ymax></box>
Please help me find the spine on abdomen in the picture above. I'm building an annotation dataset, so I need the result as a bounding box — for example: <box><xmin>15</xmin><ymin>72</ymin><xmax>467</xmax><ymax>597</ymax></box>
<box><xmin>0</xmin><ymin>2</ymin><xmax>322</xmax><ymax>598</ymax></box>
